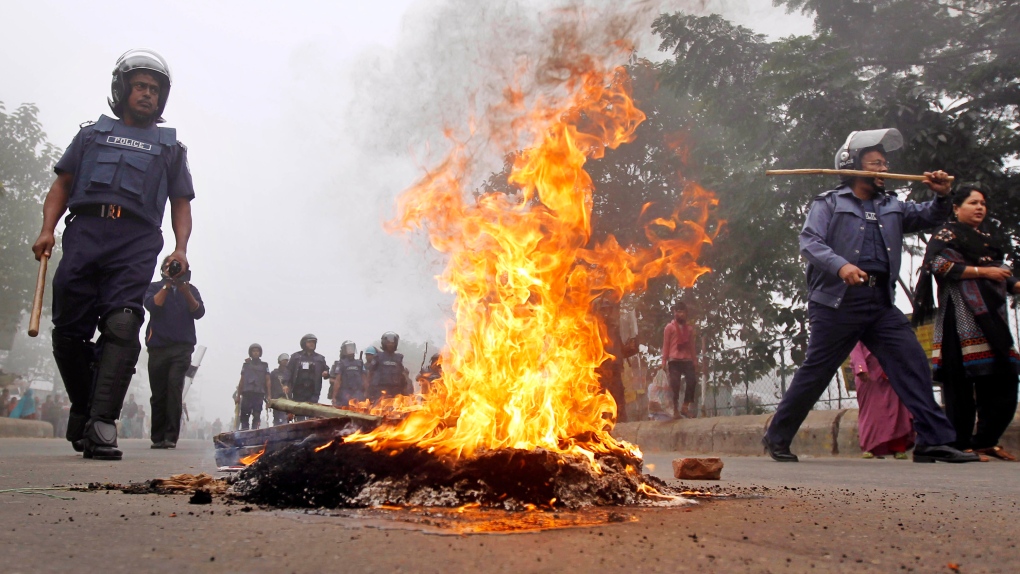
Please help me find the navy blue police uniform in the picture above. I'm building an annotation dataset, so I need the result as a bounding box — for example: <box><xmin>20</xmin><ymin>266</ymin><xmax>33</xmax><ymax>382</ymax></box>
<box><xmin>764</xmin><ymin>185</ymin><xmax>963</xmax><ymax>461</ymax></box>
<box><xmin>287</xmin><ymin>350</ymin><xmax>329</xmax><ymax>404</ymax></box>
<box><xmin>368</xmin><ymin>350</ymin><xmax>410</xmax><ymax>401</ymax></box>
<box><xmin>333</xmin><ymin>356</ymin><xmax>367</xmax><ymax>407</ymax></box>
<box><xmin>238</xmin><ymin>358</ymin><xmax>270</xmax><ymax>430</ymax></box>
<box><xmin>50</xmin><ymin>114</ymin><xmax>194</xmax><ymax>458</ymax></box>
<box><xmin>269</xmin><ymin>363</ymin><xmax>290</xmax><ymax>425</ymax></box>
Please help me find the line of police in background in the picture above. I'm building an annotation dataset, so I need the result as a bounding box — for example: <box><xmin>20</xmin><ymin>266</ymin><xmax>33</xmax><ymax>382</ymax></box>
<box><xmin>234</xmin><ymin>331</ymin><xmax>442</xmax><ymax>430</ymax></box>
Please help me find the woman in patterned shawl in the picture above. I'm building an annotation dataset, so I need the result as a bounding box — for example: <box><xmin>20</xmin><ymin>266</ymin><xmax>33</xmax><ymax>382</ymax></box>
<box><xmin>913</xmin><ymin>184</ymin><xmax>1020</xmax><ymax>461</ymax></box>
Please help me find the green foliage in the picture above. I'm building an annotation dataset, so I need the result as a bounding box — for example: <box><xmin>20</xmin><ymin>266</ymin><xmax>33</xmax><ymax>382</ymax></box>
<box><xmin>644</xmin><ymin>1</ymin><xmax>1020</xmax><ymax>382</ymax></box>
<box><xmin>486</xmin><ymin>3</ymin><xmax>1020</xmax><ymax>387</ymax></box>
<box><xmin>0</xmin><ymin>102</ymin><xmax>62</xmax><ymax>350</ymax></box>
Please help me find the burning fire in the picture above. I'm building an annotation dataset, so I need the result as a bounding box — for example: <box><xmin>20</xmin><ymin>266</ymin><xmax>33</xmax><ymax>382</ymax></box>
<box><xmin>349</xmin><ymin>55</ymin><xmax>716</xmax><ymax>466</ymax></box>
<box><xmin>240</xmin><ymin>442</ymin><xmax>267</xmax><ymax>466</ymax></box>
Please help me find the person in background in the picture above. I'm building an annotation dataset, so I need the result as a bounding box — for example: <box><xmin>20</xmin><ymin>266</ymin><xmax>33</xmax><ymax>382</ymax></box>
<box><xmin>235</xmin><ymin>344</ymin><xmax>271</xmax><ymax>430</ymax></box>
<box><xmin>135</xmin><ymin>406</ymin><xmax>147</xmax><ymax>439</ymax></box>
<box><xmin>367</xmin><ymin>332</ymin><xmax>412</xmax><ymax>401</ymax></box>
<box><xmin>417</xmin><ymin>353</ymin><xmax>442</xmax><ymax>396</ymax></box>
<box><xmin>269</xmin><ymin>353</ymin><xmax>291</xmax><ymax>426</ymax></box>
<box><xmin>10</xmin><ymin>388</ymin><xmax>37</xmax><ymax>420</ymax></box>
<box><xmin>286</xmin><ymin>334</ymin><xmax>329</xmax><ymax>409</ymax></box>
<box><xmin>211</xmin><ymin>417</ymin><xmax>223</xmax><ymax>436</ymax></box>
<box><xmin>331</xmin><ymin>341</ymin><xmax>367</xmax><ymax>407</ymax></box>
<box><xmin>849</xmin><ymin>342</ymin><xmax>914</xmax><ymax>459</ymax></box>
<box><xmin>56</xmin><ymin>394</ymin><xmax>70</xmax><ymax>440</ymax></box>
<box><xmin>42</xmin><ymin>395</ymin><xmax>60</xmax><ymax>437</ymax></box>
<box><xmin>662</xmin><ymin>302</ymin><xmax>698</xmax><ymax>419</ymax></box>
<box><xmin>1</xmin><ymin>388</ymin><xmax>10</xmax><ymax>417</ymax></box>
<box><xmin>363</xmin><ymin>346</ymin><xmax>378</xmax><ymax>377</ymax></box>
<box><xmin>144</xmin><ymin>257</ymin><xmax>205</xmax><ymax>449</ymax></box>
<box><xmin>122</xmin><ymin>394</ymin><xmax>139</xmax><ymax>438</ymax></box>
<box><xmin>594</xmin><ymin>296</ymin><xmax>639</xmax><ymax>422</ymax></box>
<box><xmin>914</xmin><ymin>184</ymin><xmax>1020</xmax><ymax>462</ymax></box>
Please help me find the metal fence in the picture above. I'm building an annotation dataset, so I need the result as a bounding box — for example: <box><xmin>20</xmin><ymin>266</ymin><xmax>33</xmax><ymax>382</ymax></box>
<box><xmin>699</xmin><ymin>338</ymin><xmax>859</xmax><ymax>417</ymax></box>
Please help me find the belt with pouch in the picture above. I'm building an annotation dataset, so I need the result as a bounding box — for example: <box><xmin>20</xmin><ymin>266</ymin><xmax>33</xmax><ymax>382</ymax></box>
<box><xmin>70</xmin><ymin>203</ymin><xmax>145</xmax><ymax>222</ymax></box>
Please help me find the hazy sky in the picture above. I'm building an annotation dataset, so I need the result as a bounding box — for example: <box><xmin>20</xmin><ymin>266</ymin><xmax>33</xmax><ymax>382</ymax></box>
<box><xmin>1</xmin><ymin>0</ymin><xmax>811</xmax><ymax>422</ymax></box>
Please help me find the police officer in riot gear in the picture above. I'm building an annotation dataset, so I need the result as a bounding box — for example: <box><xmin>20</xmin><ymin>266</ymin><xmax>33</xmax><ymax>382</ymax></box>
<box><xmin>286</xmin><ymin>334</ymin><xmax>329</xmax><ymax>408</ymax></box>
<box><xmin>763</xmin><ymin>128</ymin><xmax>978</xmax><ymax>464</ymax></box>
<box><xmin>32</xmin><ymin>49</ymin><xmax>195</xmax><ymax>460</ymax></box>
<box><xmin>235</xmin><ymin>344</ymin><xmax>271</xmax><ymax>430</ymax></box>
<box><xmin>367</xmin><ymin>332</ymin><xmax>413</xmax><ymax>401</ymax></box>
<box><xmin>363</xmin><ymin>346</ymin><xmax>378</xmax><ymax>369</ymax></box>
<box><xmin>417</xmin><ymin>352</ymin><xmax>443</xmax><ymax>395</ymax></box>
<box><xmin>269</xmin><ymin>353</ymin><xmax>291</xmax><ymax>426</ymax></box>
<box><xmin>330</xmin><ymin>340</ymin><xmax>367</xmax><ymax>407</ymax></box>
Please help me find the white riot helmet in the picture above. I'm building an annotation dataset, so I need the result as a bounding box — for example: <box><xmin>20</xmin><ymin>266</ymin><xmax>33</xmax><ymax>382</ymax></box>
<box><xmin>340</xmin><ymin>340</ymin><xmax>357</xmax><ymax>358</ymax></box>
<box><xmin>834</xmin><ymin>128</ymin><xmax>903</xmax><ymax>172</ymax></box>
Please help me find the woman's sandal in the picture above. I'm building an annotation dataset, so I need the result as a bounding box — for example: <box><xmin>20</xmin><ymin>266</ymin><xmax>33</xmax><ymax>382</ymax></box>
<box><xmin>975</xmin><ymin>446</ymin><xmax>1018</xmax><ymax>462</ymax></box>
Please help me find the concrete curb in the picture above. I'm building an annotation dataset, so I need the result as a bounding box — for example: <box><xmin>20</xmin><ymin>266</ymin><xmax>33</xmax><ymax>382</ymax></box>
<box><xmin>0</xmin><ymin>418</ymin><xmax>55</xmax><ymax>439</ymax></box>
<box><xmin>613</xmin><ymin>407</ymin><xmax>1020</xmax><ymax>457</ymax></box>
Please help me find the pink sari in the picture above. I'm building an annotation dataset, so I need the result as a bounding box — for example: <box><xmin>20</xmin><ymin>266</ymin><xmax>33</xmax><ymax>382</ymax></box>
<box><xmin>849</xmin><ymin>342</ymin><xmax>915</xmax><ymax>455</ymax></box>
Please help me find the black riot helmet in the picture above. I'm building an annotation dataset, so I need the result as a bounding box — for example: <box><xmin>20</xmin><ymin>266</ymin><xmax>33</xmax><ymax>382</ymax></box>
<box><xmin>109</xmin><ymin>48</ymin><xmax>173</xmax><ymax>123</ymax></box>
<box><xmin>834</xmin><ymin>128</ymin><xmax>903</xmax><ymax>180</ymax></box>
<box><xmin>248</xmin><ymin>343</ymin><xmax>263</xmax><ymax>359</ymax></box>
<box><xmin>380</xmin><ymin>332</ymin><xmax>399</xmax><ymax>353</ymax></box>
<box><xmin>340</xmin><ymin>340</ymin><xmax>357</xmax><ymax>358</ymax></box>
<box><xmin>300</xmin><ymin>334</ymin><xmax>317</xmax><ymax>351</ymax></box>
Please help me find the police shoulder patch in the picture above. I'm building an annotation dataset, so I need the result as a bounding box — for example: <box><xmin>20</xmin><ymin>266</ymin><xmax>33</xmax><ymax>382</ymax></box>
<box><xmin>79</xmin><ymin>120</ymin><xmax>96</xmax><ymax>129</ymax></box>
<box><xmin>813</xmin><ymin>189</ymin><xmax>838</xmax><ymax>201</ymax></box>
<box><xmin>177</xmin><ymin>140</ymin><xmax>188</xmax><ymax>152</ymax></box>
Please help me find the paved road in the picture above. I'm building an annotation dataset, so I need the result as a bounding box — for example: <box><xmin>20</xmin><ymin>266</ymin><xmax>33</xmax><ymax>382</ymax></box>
<box><xmin>1</xmin><ymin>438</ymin><xmax>1017</xmax><ymax>573</ymax></box>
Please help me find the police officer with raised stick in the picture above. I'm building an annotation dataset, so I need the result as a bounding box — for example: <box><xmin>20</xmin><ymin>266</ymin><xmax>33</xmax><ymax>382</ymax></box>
<box><xmin>762</xmin><ymin>128</ymin><xmax>977</xmax><ymax>464</ymax></box>
<box><xmin>32</xmin><ymin>49</ymin><xmax>195</xmax><ymax>460</ymax></box>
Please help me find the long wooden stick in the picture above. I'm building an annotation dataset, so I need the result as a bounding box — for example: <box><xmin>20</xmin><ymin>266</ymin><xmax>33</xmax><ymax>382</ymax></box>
<box><xmin>766</xmin><ymin>169</ymin><xmax>954</xmax><ymax>183</ymax></box>
<box><xmin>28</xmin><ymin>255</ymin><xmax>48</xmax><ymax>338</ymax></box>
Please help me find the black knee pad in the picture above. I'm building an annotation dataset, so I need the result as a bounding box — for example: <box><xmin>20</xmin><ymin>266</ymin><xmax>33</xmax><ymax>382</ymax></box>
<box><xmin>101</xmin><ymin>309</ymin><xmax>142</xmax><ymax>348</ymax></box>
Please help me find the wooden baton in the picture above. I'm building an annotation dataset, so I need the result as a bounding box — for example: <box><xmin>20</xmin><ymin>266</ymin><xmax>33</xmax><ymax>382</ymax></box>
<box><xmin>28</xmin><ymin>255</ymin><xmax>48</xmax><ymax>337</ymax></box>
<box><xmin>766</xmin><ymin>168</ymin><xmax>955</xmax><ymax>183</ymax></box>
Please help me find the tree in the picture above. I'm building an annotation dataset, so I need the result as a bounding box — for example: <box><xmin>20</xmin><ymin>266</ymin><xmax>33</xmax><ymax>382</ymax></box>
<box><xmin>648</xmin><ymin>1</ymin><xmax>1020</xmax><ymax>379</ymax></box>
<box><xmin>0</xmin><ymin>102</ymin><xmax>62</xmax><ymax>351</ymax></box>
<box><xmin>484</xmin><ymin>3</ymin><xmax>1020</xmax><ymax>387</ymax></box>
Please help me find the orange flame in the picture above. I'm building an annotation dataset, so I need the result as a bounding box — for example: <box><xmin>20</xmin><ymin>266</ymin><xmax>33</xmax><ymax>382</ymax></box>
<box><xmin>240</xmin><ymin>442</ymin><xmax>267</xmax><ymax>466</ymax></box>
<box><xmin>314</xmin><ymin>440</ymin><xmax>335</xmax><ymax>453</ymax></box>
<box><xmin>348</xmin><ymin>57</ymin><xmax>716</xmax><ymax>466</ymax></box>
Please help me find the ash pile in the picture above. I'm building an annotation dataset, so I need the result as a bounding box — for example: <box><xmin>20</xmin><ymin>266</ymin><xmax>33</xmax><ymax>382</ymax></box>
<box><xmin>231</xmin><ymin>440</ymin><xmax>678</xmax><ymax>510</ymax></box>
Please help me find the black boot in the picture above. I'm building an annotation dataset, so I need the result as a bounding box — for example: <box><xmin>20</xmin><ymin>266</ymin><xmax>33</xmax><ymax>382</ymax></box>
<box><xmin>66</xmin><ymin>413</ymin><xmax>88</xmax><ymax>452</ymax></box>
<box><xmin>52</xmin><ymin>334</ymin><xmax>96</xmax><ymax>453</ymax></box>
<box><xmin>83</xmin><ymin>341</ymin><xmax>139</xmax><ymax>461</ymax></box>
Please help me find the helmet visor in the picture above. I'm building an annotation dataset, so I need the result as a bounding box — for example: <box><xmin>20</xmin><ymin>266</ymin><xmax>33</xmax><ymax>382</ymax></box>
<box><xmin>845</xmin><ymin>128</ymin><xmax>903</xmax><ymax>154</ymax></box>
